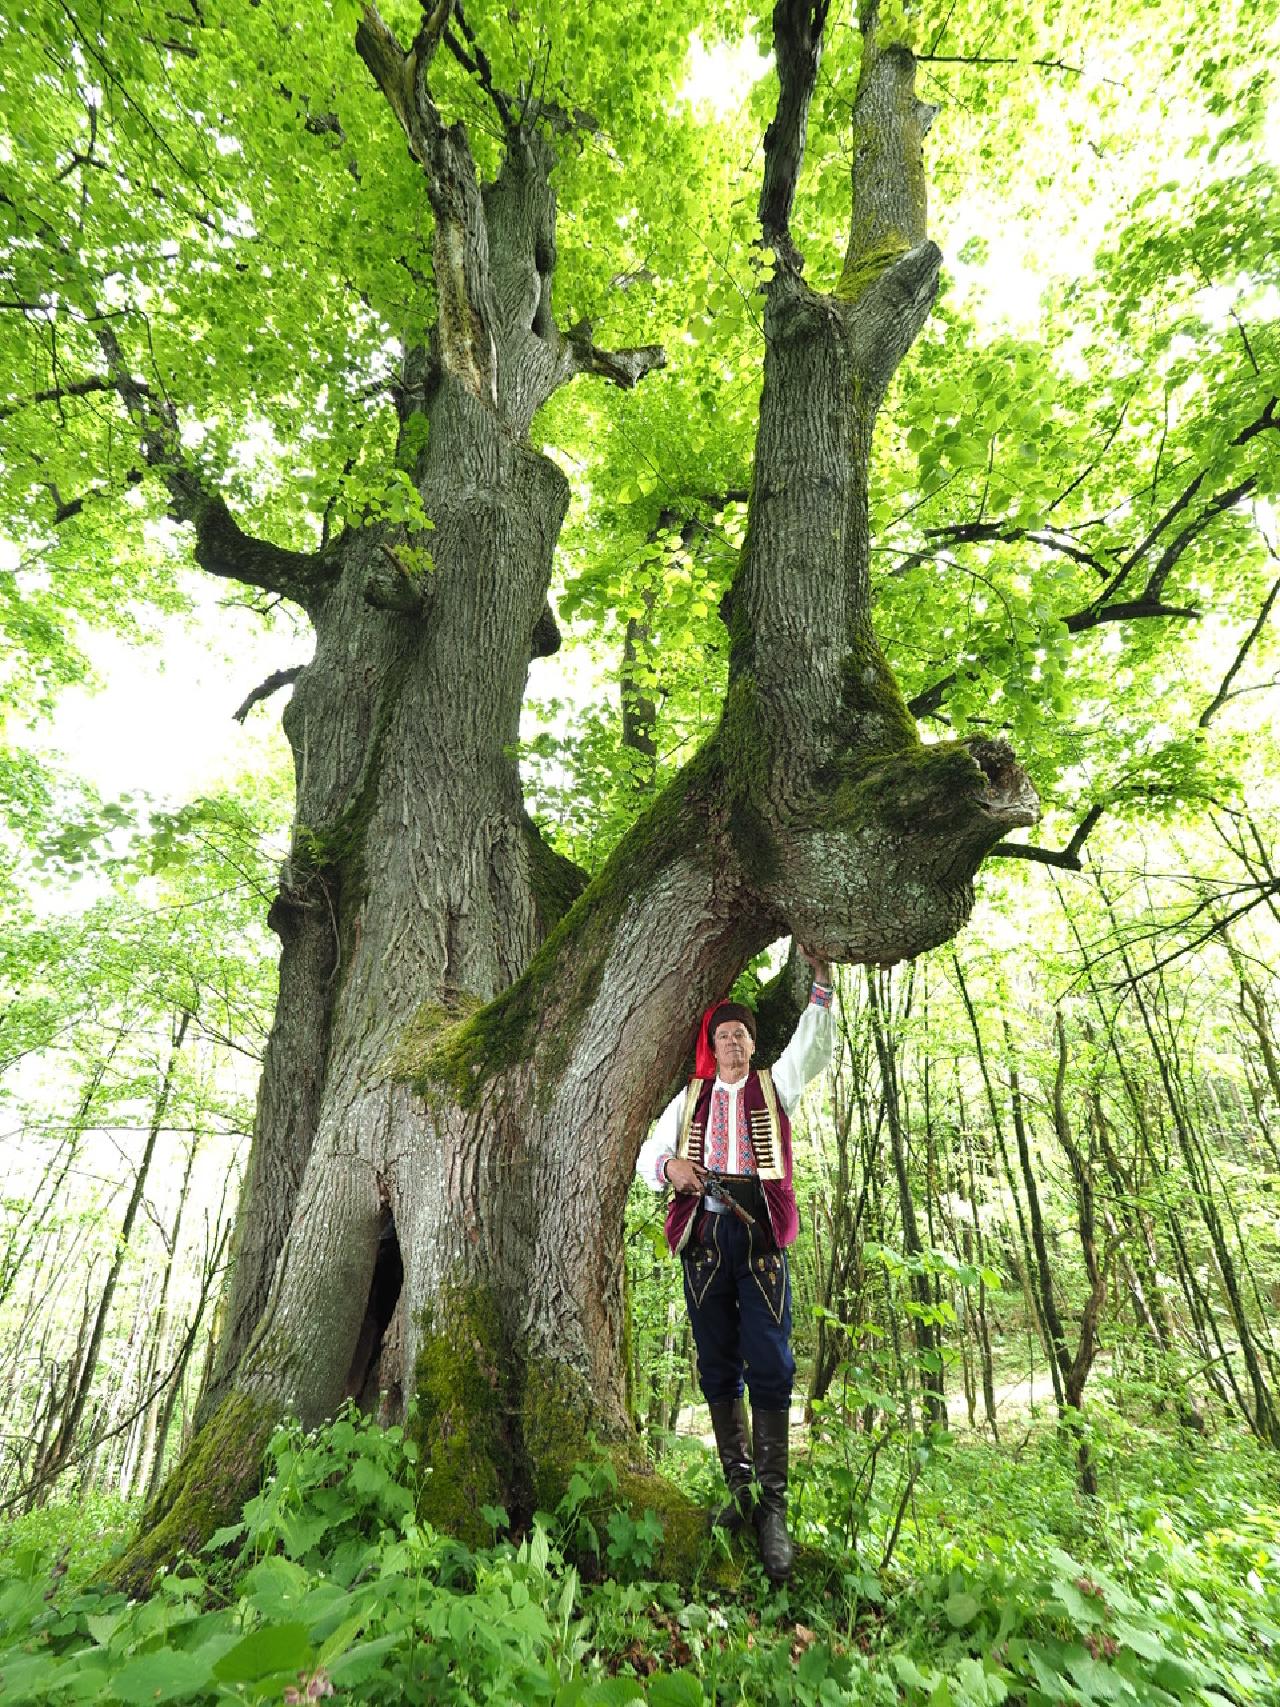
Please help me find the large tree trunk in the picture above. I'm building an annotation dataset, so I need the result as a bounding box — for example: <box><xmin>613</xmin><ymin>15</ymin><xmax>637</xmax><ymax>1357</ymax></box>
<box><xmin>114</xmin><ymin>1</ymin><xmax>1036</xmax><ymax>1593</ymax></box>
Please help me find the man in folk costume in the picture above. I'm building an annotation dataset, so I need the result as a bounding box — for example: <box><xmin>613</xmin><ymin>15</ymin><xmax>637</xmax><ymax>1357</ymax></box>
<box><xmin>636</xmin><ymin>949</ymin><xmax>834</xmax><ymax>1581</ymax></box>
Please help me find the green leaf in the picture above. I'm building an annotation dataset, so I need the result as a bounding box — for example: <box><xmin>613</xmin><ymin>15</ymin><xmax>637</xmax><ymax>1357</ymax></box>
<box><xmin>86</xmin><ymin>1610</ymin><xmax>125</xmax><ymax>1645</ymax></box>
<box><xmin>111</xmin><ymin>1648</ymin><xmax>214</xmax><ymax>1703</ymax></box>
<box><xmin>648</xmin><ymin>1670</ymin><xmax>705</xmax><ymax>1707</ymax></box>
<box><xmin>945</xmin><ymin>1589</ymin><xmax>982</xmax><ymax>1627</ymax></box>
<box><xmin>212</xmin><ymin>1621</ymin><xmax>312</xmax><ymax>1683</ymax></box>
<box><xmin>893</xmin><ymin>1653</ymin><xmax>936</xmax><ymax>1691</ymax></box>
<box><xmin>1112</xmin><ymin>1620</ymin><xmax>1166</xmax><ymax>1662</ymax></box>
<box><xmin>203</xmin><ymin>1529</ymin><xmax>247</xmax><ymax>1556</ymax></box>
<box><xmin>280</xmin><ymin>1511</ymin><xmax>334</xmax><ymax>1556</ymax></box>
<box><xmin>577</xmin><ymin>1680</ymin><xmax>647</xmax><ymax>1706</ymax></box>
<box><xmin>1025</xmin><ymin>1647</ymin><xmax>1071</xmax><ymax>1701</ymax></box>
<box><xmin>315</xmin><ymin>1611</ymin><xmax>369</xmax><ymax>1667</ymax></box>
<box><xmin>327</xmin><ymin>1634</ymin><xmax>401</xmax><ymax>1685</ymax></box>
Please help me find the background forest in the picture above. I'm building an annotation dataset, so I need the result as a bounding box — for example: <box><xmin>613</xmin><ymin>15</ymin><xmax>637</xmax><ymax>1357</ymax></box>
<box><xmin>2</xmin><ymin>0</ymin><xmax>1279</xmax><ymax>1703</ymax></box>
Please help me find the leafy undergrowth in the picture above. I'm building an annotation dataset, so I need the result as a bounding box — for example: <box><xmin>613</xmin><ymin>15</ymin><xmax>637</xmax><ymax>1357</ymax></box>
<box><xmin>0</xmin><ymin>1406</ymin><xmax>1277</xmax><ymax>1705</ymax></box>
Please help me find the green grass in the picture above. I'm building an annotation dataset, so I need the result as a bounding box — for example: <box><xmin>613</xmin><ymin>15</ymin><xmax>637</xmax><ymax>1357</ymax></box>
<box><xmin>0</xmin><ymin>1403</ymin><xmax>1276</xmax><ymax>1705</ymax></box>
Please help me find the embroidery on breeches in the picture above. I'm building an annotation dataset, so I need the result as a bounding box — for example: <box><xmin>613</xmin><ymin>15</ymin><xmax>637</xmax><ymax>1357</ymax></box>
<box><xmin>748</xmin><ymin>1237</ymin><xmax>788</xmax><ymax>1325</ymax></box>
<box><xmin>683</xmin><ymin>1217</ymin><xmax>722</xmax><ymax>1307</ymax></box>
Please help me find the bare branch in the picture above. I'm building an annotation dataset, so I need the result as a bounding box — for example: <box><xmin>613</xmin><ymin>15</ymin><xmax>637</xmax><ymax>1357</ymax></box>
<box><xmin>990</xmin><ymin>804</ymin><xmax>1104</xmax><ymax>871</ymax></box>
<box><xmin>924</xmin><ymin>518</ymin><xmax>1106</xmax><ymax>574</ymax></box>
<box><xmin>1140</xmin><ymin>475</ymin><xmax>1257</xmax><ymax>603</ymax></box>
<box><xmin>95</xmin><ymin>325</ymin><xmax>336</xmax><ymax>610</ymax></box>
<box><xmin>1106</xmin><ymin>880</ymin><xmax>1280</xmax><ymax>987</ymax></box>
<box><xmin>564</xmin><ymin>323</ymin><xmax>666</xmax><ymax>390</ymax></box>
<box><xmin>907</xmin><ymin>671</ymin><xmax>955</xmax><ymax>720</ymax></box>
<box><xmin>0</xmin><ymin>375</ymin><xmax>120</xmax><ymax>423</ymax></box>
<box><xmin>1064</xmin><ymin>597</ymin><xmax>1200</xmax><ymax>633</ymax></box>
<box><xmin>1199</xmin><ymin>573</ymin><xmax>1280</xmax><ymax>729</ymax></box>
<box><xmin>444</xmin><ymin>2</ymin><xmax>513</xmax><ymax>129</ymax></box>
<box><xmin>232</xmin><ymin>667</ymin><xmax>304</xmax><ymax>724</ymax></box>
<box><xmin>991</xmin><ymin>843</ymin><xmax>1083</xmax><ymax>870</ymax></box>
<box><xmin>917</xmin><ymin>51</ymin><xmax>1109</xmax><ymax>80</ymax></box>
<box><xmin>1096</xmin><ymin>398</ymin><xmax>1277</xmax><ymax>606</ymax></box>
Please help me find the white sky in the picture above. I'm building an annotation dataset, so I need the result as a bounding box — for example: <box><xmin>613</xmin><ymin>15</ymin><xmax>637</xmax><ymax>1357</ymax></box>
<box><xmin>18</xmin><ymin>570</ymin><xmax>299</xmax><ymax>804</ymax></box>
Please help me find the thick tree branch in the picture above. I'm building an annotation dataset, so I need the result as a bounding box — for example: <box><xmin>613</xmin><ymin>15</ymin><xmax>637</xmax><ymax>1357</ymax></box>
<box><xmin>1096</xmin><ymin>399</ymin><xmax>1277</xmax><ymax>607</ymax></box>
<box><xmin>839</xmin><ymin>27</ymin><xmax>936</xmax><ymax>305</ymax></box>
<box><xmin>95</xmin><ymin>326</ymin><xmax>336</xmax><ymax>610</ymax></box>
<box><xmin>355</xmin><ymin>1</ymin><xmax>452</xmax><ymax>146</ymax></box>
<box><xmin>758</xmin><ymin>0</ymin><xmax>831</xmax><ymax>268</ymax></box>
<box><xmin>907</xmin><ymin>672</ymin><xmax>956</xmax><ymax>720</ymax></box>
<box><xmin>563</xmin><ymin>323</ymin><xmax>666</xmax><ymax>389</ymax></box>
<box><xmin>848</xmin><ymin>240</ymin><xmax>943</xmax><ymax>399</ymax></box>
<box><xmin>444</xmin><ymin>2</ymin><xmax>513</xmax><ymax>130</ymax></box>
<box><xmin>1064</xmin><ymin>596</ymin><xmax>1200</xmax><ymax>633</ymax></box>
<box><xmin>356</xmin><ymin>2</ymin><xmax>499</xmax><ymax>403</ymax></box>
<box><xmin>924</xmin><ymin>518</ymin><xmax>1105</xmax><ymax>574</ymax></box>
<box><xmin>232</xmin><ymin>667</ymin><xmax>304</xmax><ymax>723</ymax></box>
<box><xmin>908</xmin><ymin>400</ymin><xmax>1278</xmax><ymax>717</ymax></box>
<box><xmin>0</xmin><ymin>375</ymin><xmax>121</xmax><ymax>423</ymax></box>
<box><xmin>1140</xmin><ymin>474</ymin><xmax>1256</xmax><ymax>604</ymax></box>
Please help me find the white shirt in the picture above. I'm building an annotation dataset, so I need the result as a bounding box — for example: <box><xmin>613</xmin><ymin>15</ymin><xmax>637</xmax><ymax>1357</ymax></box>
<box><xmin>635</xmin><ymin>988</ymin><xmax>835</xmax><ymax>1189</ymax></box>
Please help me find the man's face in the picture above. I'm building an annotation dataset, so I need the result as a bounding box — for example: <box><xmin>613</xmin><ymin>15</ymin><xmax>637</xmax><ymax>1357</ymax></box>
<box><xmin>712</xmin><ymin>1020</ymin><xmax>755</xmax><ymax>1085</ymax></box>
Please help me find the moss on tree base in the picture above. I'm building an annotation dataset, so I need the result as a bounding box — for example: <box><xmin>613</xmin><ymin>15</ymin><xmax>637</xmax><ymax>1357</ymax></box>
<box><xmin>108</xmin><ymin>1392</ymin><xmax>277</xmax><ymax>1598</ymax></box>
<box><xmin>410</xmin><ymin>1283</ymin><xmax>518</xmax><ymax>1542</ymax></box>
<box><xmin>409</xmin><ymin>1305</ymin><xmax>763</xmax><ymax>1588</ymax></box>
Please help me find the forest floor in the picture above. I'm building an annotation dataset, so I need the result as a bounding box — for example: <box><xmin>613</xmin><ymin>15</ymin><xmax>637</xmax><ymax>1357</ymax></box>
<box><xmin>674</xmin><ymin>1359</ymin><xmax>1067</xmax><ymax>1442</ymax></box>
<box><xmin>1</xmin><ymin>1400</ymin><xmax>1276</xmax><ymax>1705</ymax></box>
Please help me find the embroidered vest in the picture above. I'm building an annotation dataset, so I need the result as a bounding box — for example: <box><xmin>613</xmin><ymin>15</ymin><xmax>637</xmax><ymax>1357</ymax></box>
<box><xmin>664</xmin><ymin>1069</ymin><xmax>799</xmax><ymax>1255</ymax></box>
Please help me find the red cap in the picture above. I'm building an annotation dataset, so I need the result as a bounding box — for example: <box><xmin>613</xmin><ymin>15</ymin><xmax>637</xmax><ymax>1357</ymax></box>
<box><xmin>694</xmin><ymin>1001</ymin><xmax>721</xmax><ymax>1078</ymax></box>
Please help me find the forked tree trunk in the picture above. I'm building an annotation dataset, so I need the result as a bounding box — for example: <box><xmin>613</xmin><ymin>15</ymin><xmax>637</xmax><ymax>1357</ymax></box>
<box><xmin>113</xmin><ymin>1</ymin><xmax>1036</xmax><ymax>1593</ymax></box>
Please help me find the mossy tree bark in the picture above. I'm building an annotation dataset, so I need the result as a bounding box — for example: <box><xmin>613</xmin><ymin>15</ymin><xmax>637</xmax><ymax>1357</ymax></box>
<box><xmin>114</xmin><ymin>0</ymin><xmax>1036</xmax><ymax>1593</ymax></box>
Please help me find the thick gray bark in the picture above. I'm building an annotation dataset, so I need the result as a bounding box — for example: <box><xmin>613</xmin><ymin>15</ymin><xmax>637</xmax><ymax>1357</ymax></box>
<box><xmin>200</xmin><ymin>68</ymin><xmax>616</xmax><ymax>1415</ymax></box>
<box><xmin>209</xmin><ymin>0</ymin><xmax>1033</xmax><ymax>1491</ymax></box>
<box><xmin>121</xmin><ymin>2</ymin><xmax>1037</xmax><ymax>1587</ymax></box>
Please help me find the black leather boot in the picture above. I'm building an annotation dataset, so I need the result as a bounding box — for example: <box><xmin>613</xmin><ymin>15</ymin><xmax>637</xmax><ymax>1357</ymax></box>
<box><xmin>752</xmin><ymin>1407</ymin><xmax>794</xmax><ymax>1580</ymax></box>
<box><xmin>707</xmin><ymin>1398</ymin><xmax>754</xmax><ymax>1531</ymax></box>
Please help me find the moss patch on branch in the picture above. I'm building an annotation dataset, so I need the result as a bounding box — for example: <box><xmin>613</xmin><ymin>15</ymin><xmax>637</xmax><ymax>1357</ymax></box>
<box><xmin>395</xmin><ymin>751</ymin><xmax>720</xmax><ymax>1109</ymax></box>
<box><xmin>825</xmin><ymin>740</ymin><xmax>988</xmax><ymax>837</ymax></box>
<box><xmin>522</xmin><ymin>1360</ymin><xmax>747</xmax><ymax>1588</ymax></box>
<box><xmin>837</xmin><ymin>622</ymin><xmax>919</xmax><ymax>752</ymax></box>
<box><xmin>291</xmin><ymin>634</ymin><xmax>416</xmax><ymax>965</ymax></box>
<box><xmin>520</xmin><ymin>811</ymin><xmax>588</xmax><ymax>933</ymax></box>
<box><xmin>834</xmin><ymin>234</ymin><xmax>912</xmax><ymax>305</ymax></box>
